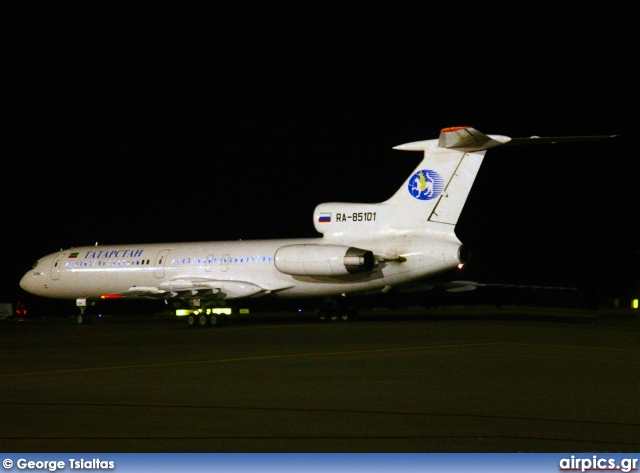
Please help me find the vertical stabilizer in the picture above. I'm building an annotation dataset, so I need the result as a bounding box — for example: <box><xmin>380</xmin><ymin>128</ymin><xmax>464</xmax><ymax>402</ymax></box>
<box><xmin>386</xmin><ymin>143</ymin><xmax>482</xmax><ymax>228</ymax></box>
<box><xmin>384</xmin><ymin>127</ymin><xmax>510</xmax><ymax>228</ymax></box>
<box><xmin>314</xmin><ymin>127</ymin><xmax>615</xmax><ymax>239</ymax></box>
<box><xmin>314</xmin><ymin>127</ymin><xmax>510</xmax><ymax>238</ymax></box>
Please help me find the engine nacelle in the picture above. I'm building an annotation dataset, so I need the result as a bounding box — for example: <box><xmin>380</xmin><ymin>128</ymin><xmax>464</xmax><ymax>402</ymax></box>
<box><xmin>275</xmin><ymin>244</ymin><xmax>375</xmax><ymax>277</ymax></box>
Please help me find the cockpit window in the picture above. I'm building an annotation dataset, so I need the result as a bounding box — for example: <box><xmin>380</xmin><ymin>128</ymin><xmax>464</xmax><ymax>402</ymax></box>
<box><xmin>31</xmin><ymin>261</ymin><xmax>39</xmax><ymax>269</ymax></box>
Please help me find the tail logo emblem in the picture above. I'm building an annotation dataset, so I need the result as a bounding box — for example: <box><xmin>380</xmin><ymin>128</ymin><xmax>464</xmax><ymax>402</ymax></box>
<box><xmin>408</xmin><ymin>170</ymin><xmax>444</xmax><ymax>200</ymax></box>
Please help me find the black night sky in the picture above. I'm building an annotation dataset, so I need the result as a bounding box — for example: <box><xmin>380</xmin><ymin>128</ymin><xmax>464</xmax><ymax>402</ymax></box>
<box><xmin>3</xmin><ymin>2</ymin><xmax>637</xmax><ymax>305</ymax></box>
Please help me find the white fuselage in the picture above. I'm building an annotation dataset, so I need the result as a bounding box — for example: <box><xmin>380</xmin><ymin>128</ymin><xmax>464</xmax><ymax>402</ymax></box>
<box><xmin>20</xmin><ymin>231</ymin><xmax>463</xmax><ymax>301</ymax></box>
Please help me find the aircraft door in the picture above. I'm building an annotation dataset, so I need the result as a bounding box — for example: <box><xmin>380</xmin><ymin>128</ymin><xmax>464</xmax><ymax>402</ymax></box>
<box><xmin>221</xmin><ymin>254</ymin><xmax>229</xmax><ymax>272</ymax></box>
<box><xmin>50</xmin><ymin>253</ymin><xmax>65</xmax><ymax>280</ymax></box>
<box><xmin>206</xmin><ymin>254</ymin><xmax>214</xmax><ymax>272</ymax></box>
<box><xmin>154</xmin><ymin>249</ymin><xmax>171</xmax><ymax>278</ymax></box>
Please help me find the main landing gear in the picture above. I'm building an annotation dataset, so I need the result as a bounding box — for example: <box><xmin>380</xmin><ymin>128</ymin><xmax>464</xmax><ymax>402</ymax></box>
<box><xmin>186</xmin><ymin>309</ymin><xmax>229</xmax><ymax>328</ymax></box>
<box><xmin>183</xmin><ymin>299</ymin><xmax>229</xmax><ymax>328</ymax></box>
<box><xmin>317</xmin><ymin>297</ymin><xmax>359</xmax><ymax>323</ymax></box>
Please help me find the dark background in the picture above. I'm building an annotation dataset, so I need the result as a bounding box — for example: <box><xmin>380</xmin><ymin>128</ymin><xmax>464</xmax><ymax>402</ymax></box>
<box><xmin>3</xmin><ymin>2</ymin><xmax>637</xmax><ymax>307</ymax></box>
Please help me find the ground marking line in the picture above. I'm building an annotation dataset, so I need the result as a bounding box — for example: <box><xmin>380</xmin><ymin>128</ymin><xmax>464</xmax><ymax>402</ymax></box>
<box><xmin>0</xmin><ymin>342</ymin><xmax>500</xmax><ymax>377</ymax></box>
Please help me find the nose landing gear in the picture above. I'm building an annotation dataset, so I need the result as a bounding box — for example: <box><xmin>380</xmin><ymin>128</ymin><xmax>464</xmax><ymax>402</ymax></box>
<box><xmin>76</xmin><ymin>298</ymin><xmax>92</xmax><ymax>325</ymax></box>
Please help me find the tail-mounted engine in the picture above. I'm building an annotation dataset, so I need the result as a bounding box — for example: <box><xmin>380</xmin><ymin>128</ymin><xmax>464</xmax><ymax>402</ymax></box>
<box><xmin>275</xmin><ymin>244</ymin><xmax>375</xmax><ymax>277</ymax></box>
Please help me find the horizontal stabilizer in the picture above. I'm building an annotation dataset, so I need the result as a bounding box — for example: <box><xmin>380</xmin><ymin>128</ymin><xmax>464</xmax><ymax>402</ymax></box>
<box><xmin>394</xmin><ymin>128</ymin><xmax>618</xmax><ymax>154</ymax></box>
<box><xmin>393</xmin><ymin>127</ymin><xmax>510</xmax><ymax>153</ymax></box>
<box><xmin>505</xmin><ymin>134</ymin><xmax>619</xmax><ymax>146</ymax></box>
<box><xmin>437</xmin><ymin>126</ymin><xmax>511</xmax><ymax>151</ymax></box>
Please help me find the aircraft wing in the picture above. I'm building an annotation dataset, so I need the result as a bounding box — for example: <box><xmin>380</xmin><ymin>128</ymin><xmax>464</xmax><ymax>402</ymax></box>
<box><xmin>108</xmin><ymin>278</ymin><xmax>294</xmax><ymax>300</ymax></box>
<box><xmin>395</xmin><ymin>281</ymin><xmax>577</xmax><ymax>293</ymax></box>
<box><xmin>394</xmin><ymin>280</ymin><xmax>480</xmax><ymax>293</ymax></box>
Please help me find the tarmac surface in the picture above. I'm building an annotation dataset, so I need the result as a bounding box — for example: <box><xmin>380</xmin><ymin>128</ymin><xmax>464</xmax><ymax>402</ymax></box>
<box><xmin>1</xmin><ymin>308</ymin><xmax>638</xmax><ymax>452</ymax></box>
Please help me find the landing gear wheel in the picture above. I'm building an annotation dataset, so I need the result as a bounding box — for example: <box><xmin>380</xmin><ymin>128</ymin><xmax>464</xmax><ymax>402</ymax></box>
<box><xmin>329</xmin><ymin>310</ymin><xmax>339</xmax><ymax>322</ymax></box>
<box><xmin>76</xmin><ymin>314</ymin><xmax>92</xmax><ymax>325</ymax></box>
<box><xmin>197</xmin><ymin>313</ymin><xmax>208</xmax><ymax>327</ymax></box>
<box><xmin>187</xmin><ymin>314</ymin><xmax>197</xmax><ymax>327</ymax></box>
<box><xmin>318</xmin><ymin>309</ymin><xmax>329</xmax><ymax>323</ymax></box>
<box><xmin>209</xmin><ymin>314</ymin><xmax>228</xmax><ymax>327</ymax></box>
<box><xmin>347</xmin><ymin>309</ymin><xmax>360</xmax><ymax>322</ymax></box>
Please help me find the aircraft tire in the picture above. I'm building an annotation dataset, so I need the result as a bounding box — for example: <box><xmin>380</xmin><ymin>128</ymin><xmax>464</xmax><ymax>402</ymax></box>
<box><xmin>339</xmin><ymin>309</ymin><xmax>354</xmax><ymax>322</ymax></box>
<box><xmin>197</xmin><ymin>314</ymin><xmax>208</xmax><ymax>327</ymax></box>
<box><xmin>187</xmin><ymin>314</ymin><xmax>197</xmax><ymax>327</ymax></box>
<box><xmin>209</xmin><ymin>314</ymin><xmax>228</xmax><ymax>327</ymax></box>
<box><xmin>317</xmin><ymin>309</ymin><xmax>329</xmax><ymax>322</ymax></box>
<box><xmin>329</xmin><ymin>310</ymin><xmax>339</xmax><ymax>323</ymax></box>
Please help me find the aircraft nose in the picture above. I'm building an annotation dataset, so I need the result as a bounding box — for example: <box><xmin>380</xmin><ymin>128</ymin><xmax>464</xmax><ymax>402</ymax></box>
<box><xmin>20</xmin><ymin>271</ymin><xmax>35</xmax><ymax>294</ymax></box>
<box><xmin>20</xmin><ymin>272</ymin><xmax>29</xmax><ymax>290</ymax></box>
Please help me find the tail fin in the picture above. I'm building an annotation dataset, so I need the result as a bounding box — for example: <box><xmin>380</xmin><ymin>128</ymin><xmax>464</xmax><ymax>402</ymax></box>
<box><xmin>385</xmin><ymin>126</ymin><xmax>510</xmax><ymax>228</ymax></box>
<box><xmin>314</xmin><ymin>127</ymin><xmax>617</xmax><ymax>238</ymax></box>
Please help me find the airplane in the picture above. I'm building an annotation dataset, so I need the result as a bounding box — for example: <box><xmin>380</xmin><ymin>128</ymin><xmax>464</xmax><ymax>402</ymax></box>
<box><xmin>19</xmin><ymin>126</ymin><xmax>617</xmax><ymax>326</ymax></box>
